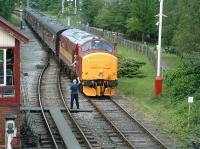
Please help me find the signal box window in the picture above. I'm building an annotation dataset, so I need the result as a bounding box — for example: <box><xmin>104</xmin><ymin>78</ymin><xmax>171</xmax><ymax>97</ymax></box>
<box><xmin>0</xmin><ymin>48</ymin><xmax>14</xmax><ymax>96</ymax></box>
<box><xmin>0</xmin><ymin>49</ymin><xmax>6</xmax><ymax>85</ymax></box>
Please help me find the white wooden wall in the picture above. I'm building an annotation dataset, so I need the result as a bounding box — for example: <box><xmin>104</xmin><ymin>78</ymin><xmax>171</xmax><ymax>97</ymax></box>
<box><xmin>0</xmin><ymin>27</ymin><xmax>15</xmax><ymax>47</ymax></box>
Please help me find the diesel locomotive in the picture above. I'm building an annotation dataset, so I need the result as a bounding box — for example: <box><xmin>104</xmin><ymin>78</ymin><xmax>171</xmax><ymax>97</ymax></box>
<box><xmin>24</xmin><ymin>8</ymin><xmax>118</xmax><ymax>96</ymax></box>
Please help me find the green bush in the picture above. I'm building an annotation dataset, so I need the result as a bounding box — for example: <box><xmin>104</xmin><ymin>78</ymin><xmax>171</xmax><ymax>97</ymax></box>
<box><xmin>169</xmin><ymin>75</ymin><xmax>198</xmax><ymax>99</ymax></box>
<box><xmin>118</xmin><ymin>55</ymin><xmax>145</xmax><ymax>78</ymax></box>
<box><xmin>165</xmin><ymin>61</ymin><xmax>200</xmax><ymax>101</ymax></box>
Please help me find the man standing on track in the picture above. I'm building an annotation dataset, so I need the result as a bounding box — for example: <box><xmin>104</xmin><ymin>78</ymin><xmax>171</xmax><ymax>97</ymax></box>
<box><xmin>70</xmin><ymin>77</ymin><xmax>80</xmax><ymax>109</ymax></box>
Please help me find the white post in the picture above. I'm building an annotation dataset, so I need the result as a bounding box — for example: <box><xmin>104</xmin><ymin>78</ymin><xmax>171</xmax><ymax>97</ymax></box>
<box><xmin>156</xmin><ymin>0</ymin><xmax>164</xmax><ymax>77</ymax></box>
<box><xmin>188</xmin><ymin>96</ymin><xmax>193</xmax><ymax>128</ymax></box>
<box><xmin>62</xmin><ymin>0</ymin><xmax>65</xmax><ymax>14</ymax></box>
<box><xmin>188</xmin><ymin>103</ymin><xmax>191</xmax><ymax>128</ymax></box>
<box><xmin>67</xmin><ymin>16</ymin><xmax>71</xmax><ymax>26</ymax></box>
<box><xmin>27</xmin><ymin>0</ymin><xmax>29</xmax><ymax>8</ymax></box>
<box><xmin>74</xmin><ymin>0</ymin><xmax>77</xmax><ymax>15</ymax></box>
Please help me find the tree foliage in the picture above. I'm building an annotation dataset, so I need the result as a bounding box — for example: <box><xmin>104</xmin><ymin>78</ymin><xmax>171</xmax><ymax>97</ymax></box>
<box><xmin>24</xmin><ymin>0</ymin><xmax>200</xmax><ymax>55</ymax></box>
<box><xmin>0</xmin><ymin>0</ymin><xmax>15</xmax><ymax>19</ymax></box>
<box><xmin>80</xmin><ymin>0</ymin><xmax>104</xmax><ymax>26</ymax></box>
<box><xmin>95</xmin><ymin>0</ymin><xmax>131</xmax><ymax>33</ymax></box>
<box><xmin>172</xmin><ymin>0</ymin><xmax>200</xmax><ymax>54</ymax></box>
<box><xmin>80</xmin><ymin>0</ymin><xmax>200</xmax><ymax>55</ymax></box>
<box><xmin>33</xmin><ymin>0</ymin><xmax>61</xmax><ymax>14</ymax></box>
<box><xmin>126</xmin><ymin>0</ymin><xmax>157</xmax><ymax>42</ymax></box>
<box><xmin>165</xmin><ymin>61</ymin><xmax>200</xmax><ymax>100</ymax></box>
<box><xmin>162</xmin><ymin>0</ymin><xmax>200</xmax><ymax>54</ymax></box>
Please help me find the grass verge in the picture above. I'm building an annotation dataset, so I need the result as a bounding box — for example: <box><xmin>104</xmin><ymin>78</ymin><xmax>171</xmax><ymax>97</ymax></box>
<box><xmin>117</xmin><ymin>45</ymin><xmax>197</xmax><ymax>147</ymax></box>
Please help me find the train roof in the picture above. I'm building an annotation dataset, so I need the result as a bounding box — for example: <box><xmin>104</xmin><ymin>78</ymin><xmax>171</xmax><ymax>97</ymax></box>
<box><xmin>61</xmin><ymin>28</ymin><xmax>98</xmax><ymax>44</ymax></box>
<box><xmin>24</xmin><ymin>8</ymin><xmax>68</xmax><ymax>34</ymax></box>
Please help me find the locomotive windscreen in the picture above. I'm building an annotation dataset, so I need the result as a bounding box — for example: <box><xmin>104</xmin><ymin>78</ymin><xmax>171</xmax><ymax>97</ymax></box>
<box><xmin>81</xmin><ymin>40</ymin><xmax>113</xmax><ymax>52</ymax></box>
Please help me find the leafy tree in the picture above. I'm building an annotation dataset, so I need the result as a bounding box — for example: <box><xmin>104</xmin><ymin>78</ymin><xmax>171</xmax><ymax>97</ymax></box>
<box><xmin>95</xmin><ymin>6</ymin><xmax>113</xmax><ymax>30</ymax></box>
<box><xmin>126</xmin><ymin>0</ymin><xmax>158</xmax><ymax>42</ymax></box>
<box><xmin>47</xmin><ymin>0</ymin><xmax>61</xmax><ymax>15</ymax></box>
<box><xmin>80</xmin><ymin>0</ymin><xmax>104</xmax><ymax>26</ymax></box>
<box><xmin>0</xmin><ymin>0</ymin><xmax>15</xmax><ymax>19</ymax></box>
<box><xmin>95</xmin><ymin>0</ymin><xmax>132</xmax><ymax>33</ymax></box>
<box><xmin>35</xmin><ymin>0</ymin><xmax>50</xmax><ymax>11</ymax></box>
<box><xmin>165</xmin><ymin>61</ymin><xmax>200</xmax><ymax>100</ymax></box>
<box><xmin>162</xmin><ymin>0</ymin><xmax>181</xmax><ymax>45</ymax></box>
<box><xmin>172</xmin><ymin>0</ymin><xmax>200</xmax><ymax>54</ymax></box>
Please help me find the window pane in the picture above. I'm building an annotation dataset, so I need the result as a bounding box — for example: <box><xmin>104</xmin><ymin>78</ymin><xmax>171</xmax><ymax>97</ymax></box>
<box><xmin>81</xmin><ymin>40</ymin><xmax>113</xmax><ymax>52</ymax></box>
<box><xmin>91</xmin><ymin>40</ymin><xmax>113</xmax><ymax>52</ymax></box>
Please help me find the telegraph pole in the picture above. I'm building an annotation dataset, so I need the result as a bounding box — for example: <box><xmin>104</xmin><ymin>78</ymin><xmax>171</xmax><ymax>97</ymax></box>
<box><xmin>155</xmin><ymin>0</ymin><xmax>164</xmax><ymax>96</ymax></box>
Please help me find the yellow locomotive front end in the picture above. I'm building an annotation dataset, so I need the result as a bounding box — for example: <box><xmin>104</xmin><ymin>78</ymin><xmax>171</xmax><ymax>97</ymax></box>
<box><xmin>82</xmin><ymin>52</ymin><xmax>118</xmax><ymax>96</ymax></box>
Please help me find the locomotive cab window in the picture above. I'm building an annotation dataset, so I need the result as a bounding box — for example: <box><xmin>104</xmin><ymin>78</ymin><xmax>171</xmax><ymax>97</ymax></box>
<box><xmin>81</xmin><ymin>40</ymin><xmax>113</xmax><ymax>53</ymax></box>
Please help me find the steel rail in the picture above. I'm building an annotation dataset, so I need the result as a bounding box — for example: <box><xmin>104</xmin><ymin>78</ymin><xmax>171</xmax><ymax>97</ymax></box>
<box><xmin>58</xmin><ymin>69</ymin><xmax>93</xmax><ymax>149</ymax></box>
<box><xmin>87</xmin><ymin>98</ymin><xmax>136</xmax><ymax>149</ymax></box>
<box><xmin>37</xmin><ymin>54</ymin><xmax>59</xmax><ymax>149</ymax></box>
<box><xmin>110</xmin><ymin>97</ymin><xmax>169</xmax><ymax>149</ymax></box>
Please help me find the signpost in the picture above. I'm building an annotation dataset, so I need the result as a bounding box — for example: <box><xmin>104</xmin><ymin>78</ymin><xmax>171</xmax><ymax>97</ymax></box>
<box><xmin>188</xmin><ymin>96</ymin><xmax>193</xmax><ymax>128</ymax></box>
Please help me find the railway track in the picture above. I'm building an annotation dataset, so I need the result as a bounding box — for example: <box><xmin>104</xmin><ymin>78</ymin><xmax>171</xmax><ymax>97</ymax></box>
<box><xmin>38</xmin><ymin>53</ymin><xmax>101</xmax><ymax>148</ymax></box>
<box><xmin>20</xmin><ymin>24</ymin><xmax>58</xmax><ymax>148</ymax></box>
<box><xmin>58</xmin><ymin>69</ymin><xmax>101</xmax><ymax>149</ymax></box>
<box><xmin>60</xmin><ymin>73</ymin><xmax>169</xmax><ymax>149</ymax></box>
<box><xmin>22</xmin><ymin>18</ymin><xmax>170</xmax><ymax>149</ymax></box>
<box><xmin>88</xmin><ymin>98</ymin><xmax>168</xmax><ymax>149</ymax></box>
<box><xmin>22</xmin><ymin>21</ymin><xmax>102</xmax><ymax>149</ymax></box>
<box><xmin>37</xmin><ymin>54</ymin><xmax>66</xmax><ymax>149</ymax></box>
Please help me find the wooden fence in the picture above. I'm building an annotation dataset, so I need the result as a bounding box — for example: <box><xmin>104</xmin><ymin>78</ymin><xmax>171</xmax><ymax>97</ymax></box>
<box><xmin>76</xmin><ymin>23</ymin><xmax>167</xmax><ymax>77</ymax></box>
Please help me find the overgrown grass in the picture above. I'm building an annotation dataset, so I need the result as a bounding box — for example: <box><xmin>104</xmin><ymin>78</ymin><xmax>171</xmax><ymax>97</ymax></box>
<box><xmin>117</xmin><ymin>45</ymin><xmax>155</xmax><ymax>99</ymax></box>
<box><xmin>162</xmin><ymin>53</ymin><xmax>182</xmax><ymax>69</ymax></box>
<box><xmin>117</xmin><ymin>45</ymin><xmax>198</xmax><ymax>147</ymax></box>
